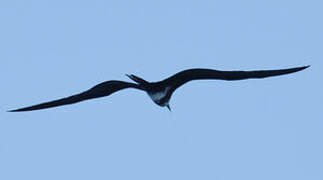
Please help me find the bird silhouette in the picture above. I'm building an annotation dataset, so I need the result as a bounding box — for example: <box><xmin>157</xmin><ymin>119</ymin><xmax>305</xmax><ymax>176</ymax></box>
<box><xmin>9</xmin><ymin>65</ymin><xmax>309</xmax><ymax>112</ymax></box>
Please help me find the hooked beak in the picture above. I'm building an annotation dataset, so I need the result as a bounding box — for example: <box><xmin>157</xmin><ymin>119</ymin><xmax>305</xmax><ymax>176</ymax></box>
<box><xmin>166</xmin><ymin>104</ymin><xmax>171</xmax><ymax>111</ymax></box>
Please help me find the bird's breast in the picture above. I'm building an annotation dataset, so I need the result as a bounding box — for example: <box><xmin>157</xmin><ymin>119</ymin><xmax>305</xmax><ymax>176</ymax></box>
<box><xmin>148</xmin><ymin>91</ymin><xmax>166</xmax><ymax>102</ymax></box>
<box><xmin>147</xmin><ymin>87</ymin><xmax>171</xmax><ymax>105</ymax></box>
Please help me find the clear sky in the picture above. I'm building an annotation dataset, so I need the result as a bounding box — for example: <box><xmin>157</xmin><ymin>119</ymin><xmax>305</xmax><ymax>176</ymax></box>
<box><xmin>1</xmin><ymin>0</ymin><xmax>322</xmax><ymax>179</ymax></box>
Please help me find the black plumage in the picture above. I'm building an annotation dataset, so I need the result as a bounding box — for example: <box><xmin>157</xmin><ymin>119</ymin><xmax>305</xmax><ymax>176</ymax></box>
<box><xmin>9</xmin><ymin>66</ymin><xmax>309</xmax><ymax>112</ymax></box>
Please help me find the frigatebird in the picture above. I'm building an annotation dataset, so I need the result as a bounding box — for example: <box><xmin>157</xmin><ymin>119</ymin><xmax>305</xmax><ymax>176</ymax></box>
<box><xmin>9</xmin><ymin>66</ymin><xmax>309</xmax><ymax>112</ymax></box>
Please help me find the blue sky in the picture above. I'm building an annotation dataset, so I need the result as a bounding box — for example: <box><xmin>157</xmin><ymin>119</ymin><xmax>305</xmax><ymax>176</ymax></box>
<box><xmin>1</xmin><ymin>0</ymin><xmax>322</xmax><ymax>179</ymax></box>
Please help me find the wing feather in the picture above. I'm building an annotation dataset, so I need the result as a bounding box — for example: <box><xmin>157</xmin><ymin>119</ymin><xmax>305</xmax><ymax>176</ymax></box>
<box><xmin>9</xmin><ymin>81</ymin><xmax>142</xmax><ymax>112</ymax></box>
<box><xmin>164</xmin><ymin>66</ymin><xmax>309</xmax><ymax>90</ymax></box>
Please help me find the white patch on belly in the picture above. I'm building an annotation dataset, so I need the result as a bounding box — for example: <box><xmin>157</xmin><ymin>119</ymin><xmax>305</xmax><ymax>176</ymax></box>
<box><xmin>148</xmin><ymin>87</ymin><xmax>170</xmax><ymax>102</ymax></box>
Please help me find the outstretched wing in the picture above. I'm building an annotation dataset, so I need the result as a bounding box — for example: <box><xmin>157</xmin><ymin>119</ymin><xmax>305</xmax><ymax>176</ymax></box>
<box><xmin>9</xmin><ymin>81</ymin><xmax>143</xmax><ymax>112</ymax></box>
<box><xmin>164</xmin><ymin>66</ymin><xmax>309</xmax><ymax>91</ymax></box>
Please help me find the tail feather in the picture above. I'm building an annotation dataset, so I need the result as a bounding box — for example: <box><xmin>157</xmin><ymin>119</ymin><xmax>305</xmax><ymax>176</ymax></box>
<box><xmin>126</xmin><ymin>74</ymin><xmax>149</xmax><ymax>85</ymax></box>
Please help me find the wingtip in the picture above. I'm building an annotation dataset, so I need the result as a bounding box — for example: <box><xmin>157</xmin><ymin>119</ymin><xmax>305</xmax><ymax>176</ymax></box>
<box><xmin>7</xmin><ymin>107</ymin><xmax>33</xmax><ymax>112</ymax></box>
<box><xmin>295</xmin><ymin>65</ymin><xmax>310</xmax><ymax>71</ymax></box>
<box><xmin>7</xmin><ymin>109</ymin><xmax>22</xmax><ymax>112</ymax></box>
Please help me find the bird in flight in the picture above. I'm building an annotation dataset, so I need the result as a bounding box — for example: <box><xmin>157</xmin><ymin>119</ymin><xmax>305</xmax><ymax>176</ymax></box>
<box><xmin>9</xmin><ymin>66</ymin><xmax>309</xmax><ymax>112</ymax></box>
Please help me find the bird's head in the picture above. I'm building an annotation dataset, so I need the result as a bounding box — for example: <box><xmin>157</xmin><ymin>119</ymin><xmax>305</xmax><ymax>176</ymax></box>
<box><xmin>166</xmin><ymin>103</ymin><xmax>171</xmax><ymax>111</ymax></box>
<box><xmin>155</xmin><ymin>99</ymin><xmax>171</xmax><ymax>111</ymax></box>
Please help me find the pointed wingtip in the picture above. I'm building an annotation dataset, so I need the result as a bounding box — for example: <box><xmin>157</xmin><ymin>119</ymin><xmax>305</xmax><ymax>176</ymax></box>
<box><xmin>293</xmin><ymin>65</ymin><xmax>310</xmax><ymax>72</ymax></box>
<box><xmin>7</xmin><ymin>110</ymin><xmax>17</xmax><ymax>112</ymax></box>
<box><xmin>7</xmin><ymin>106</ymin><xmax>37</xmax><ymax>112</ymax></box>
<box><xmin>7</xmin><ymin>109</ymin><xmax>23</xmax><ymax>112</ymax></box>
<box><xmin>299</xmin><ymin>65</ymin><xmax>311</xmax><ymax>71</ymax></box>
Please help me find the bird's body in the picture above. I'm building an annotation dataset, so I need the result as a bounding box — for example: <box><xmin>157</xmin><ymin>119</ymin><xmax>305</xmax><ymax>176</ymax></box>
<box><xmin>9</xmin><ymin>66</ymin><xmax>309</xmax><ymax>112</ymax></box>
<box><xmin>147</xmin><ymin>86</ymin><xmax>171</xmax><ymax>105</ymax></box>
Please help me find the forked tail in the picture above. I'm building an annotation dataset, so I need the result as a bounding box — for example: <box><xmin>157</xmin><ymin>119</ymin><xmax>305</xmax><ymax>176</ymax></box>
<box><xmin>126</xmin><ymin>74</ymin><xmax>149</xmax><ymax>85</ymax></box>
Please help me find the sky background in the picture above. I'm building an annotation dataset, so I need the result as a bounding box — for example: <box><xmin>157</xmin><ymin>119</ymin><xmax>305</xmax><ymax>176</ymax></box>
<box><xmin>1</xmin><ymin>0</ymin><xmax>322</xmax><ymax>179</ymax></box>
